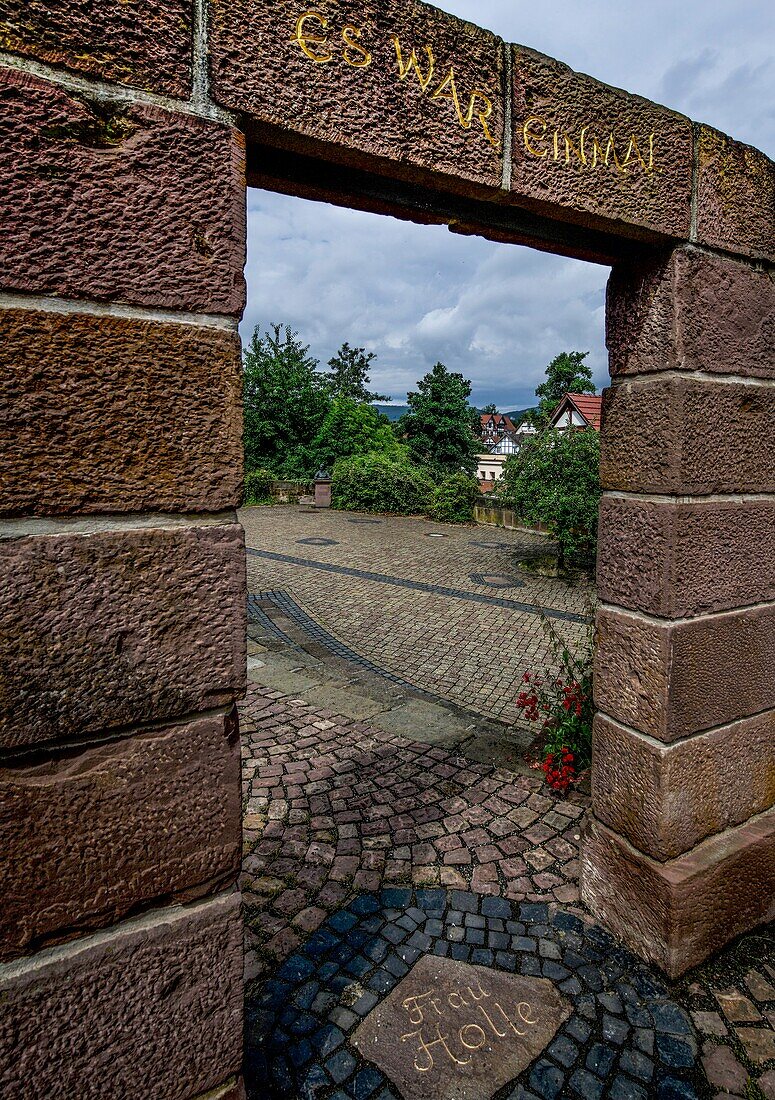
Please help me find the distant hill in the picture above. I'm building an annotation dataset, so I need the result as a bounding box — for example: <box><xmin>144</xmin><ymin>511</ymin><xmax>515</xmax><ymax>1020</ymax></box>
<box><xmin>373</xmin><ymin>404</ymin><xmax>409</xmax><ymax>422</ymax></box>
<box><xmin>374</xmin><ymin>404</ymin><xmax>537</xmax><ymax>424</ymax></box>
<box><xmin>505</xmin><ymin>407</ymin><xmax>537</xmax><ymax>423</ymax></box>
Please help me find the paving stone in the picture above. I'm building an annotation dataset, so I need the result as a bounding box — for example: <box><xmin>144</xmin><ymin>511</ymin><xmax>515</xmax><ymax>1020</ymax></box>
<box><xmin>608</xmin><ymin>1075</ymin><xmax>648</xmax><ymax>1100</ymax></box>
<box><xmin>736</xmin><ymin>1027</ymin><xmax>775</xmax><ymax>1064</ymax></box>
<box><xmin>702</xmin><ymin>1043</ymin><xmax>748</xmax><ymax>1092</ymax></box>
<box><xmin>569</xmin><ymin>1067</ymin><xmax>605</xmax><ymax>1099</ymax></box>
<box><xmin>586</xmin><ymin>1042</ymin><xmax>617</xmax><ymax>1077</ymax></box>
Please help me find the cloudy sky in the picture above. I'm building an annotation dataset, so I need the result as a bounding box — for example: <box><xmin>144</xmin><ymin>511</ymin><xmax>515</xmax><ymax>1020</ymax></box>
<box><xmin>242</xmin><ymin>0</ymin><xmax>774</xmax><ymax>410</ymax></box>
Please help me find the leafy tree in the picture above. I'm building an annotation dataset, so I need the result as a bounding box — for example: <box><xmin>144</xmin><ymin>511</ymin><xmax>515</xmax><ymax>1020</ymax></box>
<box><xmin>324</xmin><ymin>342</ymin><xmax>388</xmax><ymax>403</ymax></box>
<box><xmin>399</xmin><ymin>362</ymin><xmax>480</xmax><ymax>477</ymax></box>
<box><xmin>502</xmin><ymin>428</ymin><xmax>601</xmax><ymax>569</ymax></box>
<box><xmin>311</xmin><ymin>397</ymin><xmax>400</xmax><ymax>471</ymax></box>
<box><xmin>535</xmin><ymin>351</ymin><xmax>595</xmax><ymax>423</ymax></box>
<box><xmin>331</xmin><ymin>452</ymin><xmax>434</xmax><ymax>515</ymax></box>
<box><xmin>242</xmin><ymin>323</ymin><xmax>330</xmax><ymax>476</ymax></box>
<box><xmin>479</xmin><ymin>402</ymin><xmax>498</xmax><ymax>415</ymax></box>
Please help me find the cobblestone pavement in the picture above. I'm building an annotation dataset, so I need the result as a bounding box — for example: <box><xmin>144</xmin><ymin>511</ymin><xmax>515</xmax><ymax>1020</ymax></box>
<box><xmin>239</xmin><ymin>682</ymin><xmax>775</xmax><ymax>1100</ymax></box>
<box><xmin>240</xmin><ymin>505</ymin><xmax>594</xmax><ymax>727</ymax></box>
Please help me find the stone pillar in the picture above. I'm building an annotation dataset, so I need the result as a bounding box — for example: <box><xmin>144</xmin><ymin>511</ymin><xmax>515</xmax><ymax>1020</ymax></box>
<box><xmin>582</xmin><ymin>130</ymin><xmax>775</xmax><ymax>976</ymax></box>
<box><xmin>0</xmin><ymin>6</ymin><xmax>248</xmax><ymax>1097</ymax></box>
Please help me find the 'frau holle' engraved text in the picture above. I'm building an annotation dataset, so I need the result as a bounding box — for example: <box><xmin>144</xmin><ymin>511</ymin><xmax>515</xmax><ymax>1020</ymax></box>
<box><xmin>290</xmin><ymin>10</ymin><xmax>500</xmax><ymax>149</ymax></box>
<box><xmin>399</xmin><ymin>976</ymin><xmax>540</xmax><ymax>1073</ymax></box>
<box><xmin>522</xmin><ymin>116</ymin><xmax>657</xmax><ymax>174</ymax></box>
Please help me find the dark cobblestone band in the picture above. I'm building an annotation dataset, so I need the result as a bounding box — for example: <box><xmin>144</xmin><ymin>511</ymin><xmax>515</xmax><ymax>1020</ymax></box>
<box><xmin>246</xmin><ymin>889</ymin><xmax>701</xmax><ymax>1100</ymax></box>
<box><xmin>246</xmin><ymin>549</ymin><xmax>588</xmax><ymax>625</ymax></box>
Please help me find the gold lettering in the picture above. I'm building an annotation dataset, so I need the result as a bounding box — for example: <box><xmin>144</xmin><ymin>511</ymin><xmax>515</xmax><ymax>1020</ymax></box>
<box><xmin>563</xmin><ymin>129</ymin><xmax>587</xmax><ymax>166</ymax></box>
<box><xmin>402</xmin><ymin>1026</ymin><xmax>470</xmax><ymax>1070</ymax></box>
<box><xmin>604</xmin><ymin>133</ymin><xmax>627</xmax><ymax>173</ymax></box>
<box><xmin>402</xmin><ymin>990</ymin><xmax>435</xmax><ymax>1026</ymax></box>
<box><xmin>622</xmin><ymin>133</ymin><xmax>649</xmax><ymax>171</ymax></box>
<box><xmin>494</xmin><ymin>1001</ymin><xmax>526</xmax><ymax>1036</ymax></box>
<box><xmin>291</xmin><ymin>11</ymin><xmax>332</xmax><ymax>63</ymax></box>
<box><xmin>448</xmin><ymin>991</ymin><xmax>469</xmax><ymax>1010</ymax></box>
<box><xmin>553</xmin><ymin>130</ymin><xmax>560</xmax><ymax>161</ymax></box>
<box><xmin>466</xmin><ymin>90</ymin><xmax>500</xmax><ymax>148</ymax></box>
<box><xmin>517</xmin><ymin>1001</ymin><xmax>539</xmax><ymax>1025</ymax></box>
<box><xmin>477</xmin><ymin>1003</ymin><xmax>507</xmax><ymax>1038</ymax></box>
<box><xmin>587</xmin><ymin>131</ymin><xmax>607</xmax><ymax>168</ymax></box>
<box><xmin>392</xmin><ymin>36</ymin><xmax>435</xmax><ymax>91</ymax></box>
<box><xmin>459</xmin><ymin>1023</ymin><xmax>487</xmax><ymax>1050</ymax></box>
<box><xmin>341</xmin><ymin>24</ymin><xmax>371</xmax><ymax>68</ymax></box>
<box><xmin>432</xmin><ymin>67</ymin><xmax>467</xmax><ymax>128</ymax></box>
<box><xmin>467</xmin><ymin>978</ymin><xmax>491</xmax><ymax>1003</ymax></box>
<box><xmin>523</xmin><ymin>115</ymin><xmax>547</xmax><ymax>157</ymax></box>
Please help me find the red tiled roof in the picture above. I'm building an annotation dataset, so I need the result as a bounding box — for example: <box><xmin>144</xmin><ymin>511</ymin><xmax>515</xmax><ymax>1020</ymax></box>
<box><xmin>551</xmin><ymin>393</ymin><xmax>602</xmax><ymax>430</ymax></box>
<box><xmin>480</xmin><ymin>413</ymin><xmax>516</xmax><ymax>433</ymax></box>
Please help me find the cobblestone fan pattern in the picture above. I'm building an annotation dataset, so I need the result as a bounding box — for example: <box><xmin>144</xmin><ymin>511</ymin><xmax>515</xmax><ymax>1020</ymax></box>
<box><xmin>240</xmin><ymin>685</ymin><xmax>775</xmax><ymax>1099</ymax></box>
<box><xmin>240</xmin><ymin>682</ymin><xmax>588</xmax><ymax>978</ymax></box>
<box><xmin>240</xmin><ymin>506</ymin><xmax>593</xmax><ymax>726</ymax></box>
<box><xmin>245</xmin><ymin>888</ymin><xmax>704</xmax><ymax>1100</ymax></box>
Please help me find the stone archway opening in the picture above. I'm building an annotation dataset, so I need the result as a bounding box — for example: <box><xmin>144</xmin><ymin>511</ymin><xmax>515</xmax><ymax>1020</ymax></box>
<box><xmin>2</xmin><ymin>0</ymin><xmax>772</xmax><ymax>1097</ymax></box>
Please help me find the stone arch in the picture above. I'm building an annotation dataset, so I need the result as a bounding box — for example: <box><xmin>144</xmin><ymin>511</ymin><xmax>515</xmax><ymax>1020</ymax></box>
<box><xmin>1</xmin><ymin>0</ymin><xmax>772</xmax><ymax>1096</ymax></box>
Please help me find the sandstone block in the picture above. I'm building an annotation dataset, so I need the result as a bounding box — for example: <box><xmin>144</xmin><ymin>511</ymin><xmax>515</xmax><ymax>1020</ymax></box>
<box><xmin>1</xmin><ymin>711</ymin><xmax>242</xmax><ymax>961</ymax></box>
<box><xmin>606</xmin><ymin>246</ymin><xmax>775</xmax><ymax>379</ymax></box>
<box><xmin>0</xmin><ymin>310</ymin><xmax>243</xmax><ymax>516</ymax></box>
<box><xmin>592</xmin><ymin>712</ymin><xmax>775</xmax><ymax>860</ymax></box>
<box><xmin>0</xmin><ymin>0</ymin><xmax>192</xmax><ymax>96</ymax></box>
<box><xmin>594</xmin><ymin>604</ymin><xmax>775</xmax><ymax>741</ymax></box>
<box><xmin>0</xmin><ymin>69</ymin><xmax>245</xmax><ymax>314</ymax></box>
<box><xmin>209</xmin><ymin>0</ymin><xmax>503</xmax><ymax>192</ymax></box>
<box><xmin>581</xmin><ymin>813</ymin><xmax>775</xmax><ymax>976</ymax></box>
<box><xmin>597</xmin><ymin>496</ymin><xmax>775</xmax><ymax>618</ymax></box>
<box><xmin>600</xmin><ymin>377</ymin><xmax>775</xmax><ymax>494</ymax></box>
<box><xmin>0</xmin><ymin>524</ymin><xmax>247</xmax><ymax>750</ymax></box>
<box><xmin>696</xmin><ymin>126</ymin><xmax>775</xmax><ymax>261</ymax></box>
<box><xmin>0</xmin><ymin>893</ymin><xmax>243</xmax><ymax>1099</ymax></box>
<box><xmin>510</xmin><ymin>46</ymin><xmax>692</xmax><ymax>239</ymax></box>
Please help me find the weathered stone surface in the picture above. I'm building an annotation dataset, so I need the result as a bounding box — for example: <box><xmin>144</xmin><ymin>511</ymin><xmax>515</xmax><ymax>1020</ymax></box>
<box><xmin>594</xmin><ymin>604</ymin><xmax>775</xmax><ymax>741</ymax></box>
<box><xmin>0</xmin><ymin>524</ymin><xmax>246</xmax><ymax>750</ymax></box>
<box><xmin>209</xmin><ymin>0</ymin><xmax>503</xmax><ymax>191</ymax></box>
<box><xmin>0</xmin><ymin>893</ymin><xmax>243</xmax><ymax>1099</ymax></box>
<box><xmin>597</xmin><ymin>496</ymin><xmax>775</xmax><ymax>618</ymax></box>
<box><xmin>0</xmin><ymin>0</ymin><xmax>192</xmax><ymax>96</ymax></box>
<box><xmin>696</xmin><ymin>125</ymin><xmax>775</xmax><ymax>261</ymax></box>
<box><xmin>600</xmin><ymin>377</ymin><xmax>775</xmax><ymax>494</ymax></box>
<box><xmin>510</xmin><ymin>46</ymin><xmax>692</xmax><ymax>238</ymax></box>
<box><xmin>0</xmin><ymin>69</ymin><xmax>245</xmax><ymax>314</ymax></box>
<box><xmin>592</xmin><ymin>712</ymin><xmax>775</xmax><ymax>860</ymax></box>
<box><xmin>581</xmin><ymin>813</ymin><xmax>775</xmax><ymax>976</ymax></box>
<box><xmin>0</xmin><ymin>310</ymin><xmax>243</xmax><ymax>516</ymax></box>
<box><xmin>352</xmin><ymin>954</ymin><xmax>570</xmax><ymax>1100</ymax></box>
<box><xmin>1</xmin><ymin>711</ymin><xmax>242</xmax><ymax>961</ymax></box>
<box><xmin>606</xmin><ymin>246</ymin><xmax>775</xmax><ymax>379</ymax></box>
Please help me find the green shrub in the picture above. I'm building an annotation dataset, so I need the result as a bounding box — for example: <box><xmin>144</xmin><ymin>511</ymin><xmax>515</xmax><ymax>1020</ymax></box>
<box><xmin>428</xmin><ymin>473</ymin><xmax>480</xmax><ymax>523</ymax></box>
<box><xmin>244</xmin><ymin>468</ymin><xmax>274</xmax><ymax>505</ymax></box>
<box><xmin>331</xmin><ymin>453</ymin><xmax>434</xmax><ymax>515</ymax></box>
<box><xmin>501</xmin><ymin>428</ymin><xmax>600</xmax><ymax>570</ymax></box>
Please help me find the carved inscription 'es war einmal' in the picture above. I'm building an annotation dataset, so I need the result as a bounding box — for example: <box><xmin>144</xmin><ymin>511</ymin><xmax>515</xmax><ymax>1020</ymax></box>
<box><xmin>290</xmin><ymin>10</ymin><xmax>501</xmax><ymax>148</ymax></box>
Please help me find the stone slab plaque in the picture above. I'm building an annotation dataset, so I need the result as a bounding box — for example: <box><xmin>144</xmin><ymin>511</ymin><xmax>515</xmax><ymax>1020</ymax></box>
<box><xmin>351</xmin><ymin>955</ymin><xmax>571</xmax><ymax>1100</ymax></box>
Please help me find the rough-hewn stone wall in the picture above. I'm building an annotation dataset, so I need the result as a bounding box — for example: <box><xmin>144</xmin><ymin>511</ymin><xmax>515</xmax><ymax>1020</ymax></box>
<box><xmin>0</xmin><ymin>1</ymin><xmax>247</xmax><ymax>1095</ymax></box>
